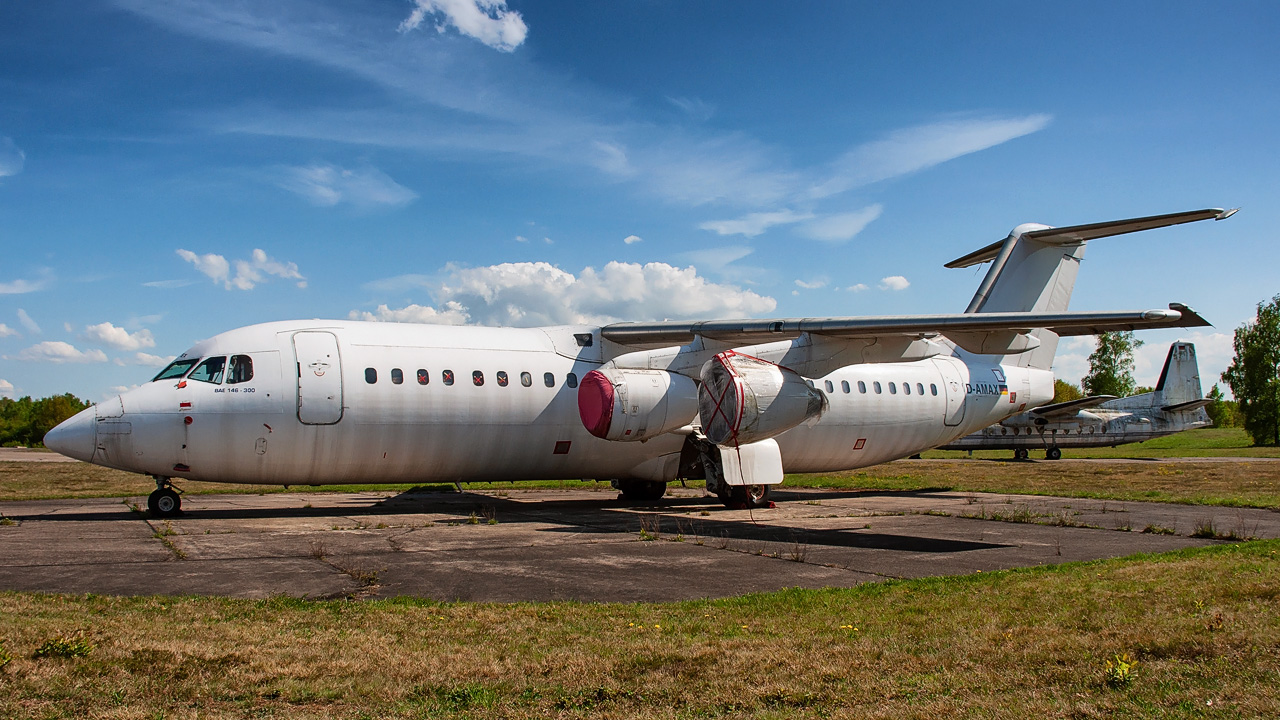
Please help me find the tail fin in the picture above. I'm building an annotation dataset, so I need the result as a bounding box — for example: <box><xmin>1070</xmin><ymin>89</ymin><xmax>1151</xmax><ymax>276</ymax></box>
<box><xmin>1153</xmin><ymin>341</ymin><xmax>1203</xmax><ymax>407</ymax></box>
<box><xmin>945</xmin><ymin>208</ymin><xmax>1234</xmax><ymax>369</ymax></box>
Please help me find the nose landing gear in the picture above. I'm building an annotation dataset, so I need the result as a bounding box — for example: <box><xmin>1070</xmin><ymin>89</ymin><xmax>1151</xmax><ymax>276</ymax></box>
<box><xmin>148</xmin><ymin>476</ymin><xmax>182</xmax><ymax>518</ymax></box>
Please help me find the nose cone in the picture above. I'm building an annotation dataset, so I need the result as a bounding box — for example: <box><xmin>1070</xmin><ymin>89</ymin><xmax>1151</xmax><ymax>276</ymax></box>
<box><xmin>44</xmin><ymin>406</ymin><xmax>97</xmax><ymax>462</ymax></box>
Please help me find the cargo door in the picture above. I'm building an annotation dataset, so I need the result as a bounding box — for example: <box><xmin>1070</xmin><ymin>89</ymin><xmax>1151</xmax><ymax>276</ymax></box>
<box><xmin>294</xmin><ymin>331</ymin><xmax>344</xmax><ymax>424</ymax></box>
<box><xmin>932</xmin><ymin>358</ymin><xmax>967</xmax><ymax>427</ymax></box>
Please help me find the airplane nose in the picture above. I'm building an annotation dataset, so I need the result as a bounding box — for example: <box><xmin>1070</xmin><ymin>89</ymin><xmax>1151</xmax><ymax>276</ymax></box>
<box><xmin>44</xmin><ymin>406</ymin><xmax>97</xmax><ymax>463</ymax></box>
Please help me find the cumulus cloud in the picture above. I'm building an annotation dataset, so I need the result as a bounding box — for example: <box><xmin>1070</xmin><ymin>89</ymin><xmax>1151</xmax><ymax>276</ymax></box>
<box><xmin>699</xmin><ymin>209</ymin><xmax>813</xmax><ymax>238</ymax></box>
<box><xmin>276</xmin><ymin>164</ymin><xmax>417</xmax><ymax>208</ymax></box>
<box><xmin>115</xmin><ymin>352</ymin><xmax>176</xmax><ymax>368</ymax></box>
<box><xmin>798</xmin><ymin>204</ymin><xmax>884</xmax><ymax>243</ymax></box>
<box><xmin>879</xmin><ymin>275</ymin><xmax>910</xmax><ymax>291</ymax></box>
<box><xmin>398</xmin><ymin>0</ymin><xmax>528</xmax><ymax>52</ymax></box>
<box><xmin>10</xmin><ymin>341</ymin><xmax>108</xmax><ymax>364</ymax></box>
<box><xmin>0</xmin><ymin>137</ymin><xmax>24</xmax><ymax>178</ymax></box>
<box><xmin>623</xmin><ymin>235</ymin><xmax>642</xmax><ymax>245</ymax></box>
<box><xmin>0</xmin><ymin>323</ymin><xmax>17</xmax><ymax>339</ymax></box>
<box><xmin>0</xmin><ymin>378</ymin><xmax>13</xmax><ymax>397</ymax></box>
<box><xmin>178</xmin><ymin>248</ymin><xmax>306</xmax><ymax>290</ymax></box>
<box><xmin>81</xmin><ymin>322</ymin><xmax>156</xmax><ymax>352</ymax></box>
<box><xmin>846</xmin><ymin>283</ymin><xmax>869</xmax><ymax>292</ymax></box>
<box><xmin>350</xmin><ymin>301</ymin><xmax>471</xmax><ymax>325</ymax></box>
<box><xmin>16</xmin><ymin>309</ymin><xmax>40</xmax><ymax>335</ymax></box>
<box><xmin>352</xmin><ymin>261</ymin><xmax>776</xmax><ymax>327</ymax></box>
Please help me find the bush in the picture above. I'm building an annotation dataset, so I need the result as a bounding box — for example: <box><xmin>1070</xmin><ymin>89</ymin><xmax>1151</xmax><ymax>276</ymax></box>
<box><xmin>33</xmin><ymin>634</ymin><xmax>93</xmax><ymax>659</ymax></box>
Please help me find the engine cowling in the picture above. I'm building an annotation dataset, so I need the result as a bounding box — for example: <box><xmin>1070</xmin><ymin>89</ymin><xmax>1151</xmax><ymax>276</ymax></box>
<box><xmin>698</xmin><ymin>351</ymin><xmax>825</xmax><ymax>446</ymax></box>
<box><xmin>578</xmin><ymin>368</ymin><xmax>699</xmax><ymax>442</ymax></box>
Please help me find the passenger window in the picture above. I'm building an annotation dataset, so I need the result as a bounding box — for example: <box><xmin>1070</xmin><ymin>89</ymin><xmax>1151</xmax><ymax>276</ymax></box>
<box><xmin>473</xmin><ymin>370</ymin><xmax>484</xmax><ymax>386</ymax></box>
<box><xmin>154</xmin><ymin>357</ymin><xmax>199</xmax><ymax>382</ymax></box>
<box><xmin>497</xmin><ymin>371</ymin><xmax>509</xmax><ymax>387</ymax></box>
<box><xmin>521</xmin><ymin>372</ymin><xmax>532</xmax><ymax>387</ymax></box>
<box><xmin>417</xmin><ymin>369</ymin><xmax>429</xmax><ymax>385</ymax></box>
<box><xmin>841</xmin><ymin>380</ymin><xmax>850</xmax><ymax>394</ymax></box>
<box><xmin>903</xmin><ymin>382</ymin><xmax>911</xmax><ymax>395</ymax></box>
<box><xmin>189</xmin><ymin>356</ymin><xmax>227</xmax><ymax>384</ymax></box>
<box><xmin>889</xmin><ymin>382</ymin><xmax>897</xmax><ymax>395</ymax></box>
<box><xmin>365</xmin><ymin>368</ymin><xmax>377</xmax><ymax>384</ymax></box>
<box><xmin>391</xmin><ymin>368</ymin><xmax>404</xmax><ymax>385</ymax></box>
<box><xmin>567</xmin><ymin>372</ymin><xmax>578</xmax><ymax>389</ymax></box>
<box><xmin>917</xmin><ymin>383</ymin><xmax>925</xmax><ymax>395</ymax></box>
<box><xmin>824</xmin><ymin>380</ymin><xmax>834</xmax><ymax>393</ymax></box>
<box><xmin>227</xmin><ymin>355</ymin><xmax>254</xmax><ymax>384</ymax></box>
<box><xmin>858</xmin><ymin>381</ymin><xmax>866</xmax><ymax>394</ymax></box>
<box><xmin>443</xmin><ymin>370</ymin><xmax>454</xmax><ymax>386</ymax></box>
<box><xmin>930</xmin><ymin>383</ymin><xmax>938</xmax><ymax>396</ymax></box>
<box><xmin>873</xmin><ymin>381</ymin><xmax>882</xmax><ymax>394</ymax></box>
<box><xmin>544</xmin><ymin>372</ymin><xmax>555</xmax><ymax>388</ymax></box>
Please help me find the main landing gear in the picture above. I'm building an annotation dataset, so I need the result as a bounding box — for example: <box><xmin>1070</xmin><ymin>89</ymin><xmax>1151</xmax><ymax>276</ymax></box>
<box><xmin>683</xmin><ymin>435</ymin><xmax>773</xmax><ymax>510</ymax></box>
<box><xmin>148</xmin><ymin>476</ymin><xmax>182</xmax><ymax>518</ymax></box>
<box><xmin>1045</xmin><ymin>446</ymin><xmax>1062</xmax><ymax>461</ymax></box>
<box><xmin>1013</xmin><ymin>448</ymin><xmax>1030</xmax><ymax>461</ymax></box>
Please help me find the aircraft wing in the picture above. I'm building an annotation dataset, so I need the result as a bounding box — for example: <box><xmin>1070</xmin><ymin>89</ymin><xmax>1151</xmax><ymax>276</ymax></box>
<box><xmin>1162</xmin><ymin>398</ymin><xmax>1213</xmax><ymax>413</ymax></box>
<box><xmin>1030</xmin><ymin>395</ymin><xmax>1118</xmax><ymax>419</ymax></box>
<box><xmin>600</xmin><ymin>304</ymin><xmax>1211</xmax><ymax>347</ymax></box>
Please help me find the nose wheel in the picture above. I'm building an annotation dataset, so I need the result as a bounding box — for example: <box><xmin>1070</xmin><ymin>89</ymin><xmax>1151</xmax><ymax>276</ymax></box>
<box><xmin>147</xmin><ymin>477</ymin><xmax>183</xmax><ymax>517</ymax></box>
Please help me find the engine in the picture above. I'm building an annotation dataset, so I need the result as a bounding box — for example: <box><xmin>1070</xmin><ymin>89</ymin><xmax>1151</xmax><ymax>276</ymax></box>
<box><xmin>698</xmin><ymin>351</ymin><xmax>826</xmax><ymax>446</ymax></box>
<box><xmin>578</xmin><ymin>368</ymin><xmax>700</xmax><ymax>442</ymax></box>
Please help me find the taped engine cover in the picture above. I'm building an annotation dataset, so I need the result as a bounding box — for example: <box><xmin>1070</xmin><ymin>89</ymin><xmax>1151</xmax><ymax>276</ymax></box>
<box><xmin>578</xmin><ymin>368</ymin><xmax>699</xmax><ymax>442</ymax></box>
<box><xmin>698</xmin><ymin>351</ymin><xmax>826</xmax><ymax>446</ymax></box>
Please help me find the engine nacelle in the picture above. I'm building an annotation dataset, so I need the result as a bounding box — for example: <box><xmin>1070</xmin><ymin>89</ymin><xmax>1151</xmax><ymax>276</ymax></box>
<box><xmin>698</xmin><ymin>351</ymin><xmax>826</xmax><ymax>446</ymax></box>
<box><xmin>578</xmin><ymin>368</ymin><xmax>699</xmax><ymax>442</ymax></box>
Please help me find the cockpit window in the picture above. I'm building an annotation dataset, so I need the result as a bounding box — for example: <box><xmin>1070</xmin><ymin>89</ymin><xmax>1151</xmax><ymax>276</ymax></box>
<box><xmin>188</xmin><ymin>356</ymin><xmax>227</xmax><ymax>384</ymax></box>
<box><xmin>227</xmin><ymin>355</ymin><xmax>254</xmax><ymax>384</ymax></box>
<box><xmin>153</xmin><ymin>358</ymin><xmax>199</xmax><ymax>382</ymax></box>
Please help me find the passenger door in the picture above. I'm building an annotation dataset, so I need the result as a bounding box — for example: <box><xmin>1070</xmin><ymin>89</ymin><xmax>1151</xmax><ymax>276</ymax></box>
<box><xmin>932</xmin><ymin>358</ymin><xmax>967</xmax><ymax>427</ymax></box>
<box><xmin>293</xmin><ymin>331</ymin><xmax>344</xmax><ymax>424</ymax></box>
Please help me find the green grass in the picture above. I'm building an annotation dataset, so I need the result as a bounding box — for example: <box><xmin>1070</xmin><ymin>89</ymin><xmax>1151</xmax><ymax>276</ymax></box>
<box><xmin>0</xmin><ymin>540</ymin><xmax>1277</xmax><ymax>718</ymax></box>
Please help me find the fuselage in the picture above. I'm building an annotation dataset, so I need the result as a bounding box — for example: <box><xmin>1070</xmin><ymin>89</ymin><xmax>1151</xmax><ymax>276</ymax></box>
<box><xmin>939</xmin><ymin>403</ymin><xmax>1211</xmax><ymax>451</ymax></box>
<box><xmin>48</xmin><ymin>320</ymin><xmax>1052</xmax><ymax>486</ymax></box>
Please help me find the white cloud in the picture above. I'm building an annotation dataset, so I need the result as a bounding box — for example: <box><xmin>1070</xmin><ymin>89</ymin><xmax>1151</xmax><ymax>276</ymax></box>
<box><xmin>698</xmin><ymin>209</ymin><xmax>813</xmax><ymax>238</ymax></box>
<box><xmin>398</xmin><ymin>0</ymin><xmax>528</xmax><ymax>52</ymax></box>
<box><xmin>667</xmin><ymin>96</ymin><xmax>715</xmax><ymax>122</ymax></box>
<box><xmin>676</xmin><ymin>246</ymin><xmax>755</xmax><ymax>272</ymax></box>
<box><xmin>276</xmin><ymin>164</ymin><xmax>417</xmax><ymax>208</ymax></box>
<box><xmin>879</xmin><ymin>275</ymin><xmax>910</xmax><ymax>291</ymax></box>
<box><xmin>16</xmin><ymin>309</ymin><xmax>40</xmax><ymax>335</ymax></box>
<box><xmin>10</xmin><ymin>341</ymin><xmax>108</xmax><ymax>364</ymax></box>
<box><xmin>798</xmin><ymin>204</ymin><xmax>884</xmax><ymax>243</ymax></box>
<box><xmin>623</xmin><ymin>235</ymin><xmax>642</xmax><ymax>245</ymax></box>
<box><xmin>0</xmin><ymin>379</ymin><xmax>13</xmax><ymax>397</ymax></box>
<box><xmin>143</xmin><ymin>279</ymin><xmax>197</xmax><ymax>289</ymax></box>
<box><xmin>794</xmin><ymin>278</ymin><xmax>827</xmax><ymax>290</ymax></box>
<box><xmin>350</xmin><ymin>301</ymin><xmax>471</xmax><ymax>325</ymax></box>
<box><xmin>1134</xmin><ymin>331</ymin><xmax>1237</xmax><ymax>395</ymax></box>
<box><xmin>178</xmin><ymin>248</ymin><xmax>306</xmax><ymax>290</ymax></box>
<box><xmin>0</xmin><ymin>272</ymin><xmax>50</xmax><ymax>294</ymax></box>
<box><xmin>514</xmin><ymin>235</ymin><xmax>529</xmax><ymax>243</ymax></box>
<box><xmin>353</xmin><ymin>261</ymin><xmax>776</xmax><ymax>327</ymax></box>
<box><xmin>81</xmin><ymin>322</ymin><xmax>156</xmax><ymax>352</ymax></box>
<box><xmin>846</xmin><ymin>283</ymin><xmax>869</xmax><ymax>293</ymax></box>
<box><xmin>809</xmin><ymin>115</ymin><xmax>1052</xmax><ymax>199</ymax></box>
<box><xmin>0</xmin><ymin>324</ymin><xmax>17</xmax><ymax>339</ymax></box>
<box><xmin>114</xmin><ymin>352</ymin><xmax>176</xmax><ymax>368</ymax></box>
<box><xmin>543</xmin><ymin>237</ymin><xmax>553</xmax><ymax>245</ymax></box>
<box><xmin>0</xmin><ymin>137</ymin><xmax>24</xmax><ymax>178</ymax></box>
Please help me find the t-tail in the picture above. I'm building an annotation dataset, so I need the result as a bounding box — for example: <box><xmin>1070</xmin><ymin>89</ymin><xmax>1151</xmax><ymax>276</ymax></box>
<box><xmin>945</xmin><ymin>208</ymin><xmax>1237</xmax><ymax>370</ymax></box>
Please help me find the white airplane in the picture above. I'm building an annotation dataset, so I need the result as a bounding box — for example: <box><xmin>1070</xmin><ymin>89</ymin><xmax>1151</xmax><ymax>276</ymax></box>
<box><xmin>45</xmin><ymin>208</ymin><xmax>1234</xmax><ymax>517</ymax></box>
<box><xmin>939</xmin><ymin>341</ymin><xmax>1211</xmax><ymax>459</ymax></box>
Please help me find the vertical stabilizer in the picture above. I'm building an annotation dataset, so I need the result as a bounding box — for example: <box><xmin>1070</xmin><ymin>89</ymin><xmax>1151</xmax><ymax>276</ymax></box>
<box><xmin>1153</xmin><ymin>342</ymin><xmax>1202</xmax><ymax>407</ymax></box>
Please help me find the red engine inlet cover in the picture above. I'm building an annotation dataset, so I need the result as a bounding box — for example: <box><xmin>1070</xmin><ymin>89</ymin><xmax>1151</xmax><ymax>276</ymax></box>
<box><xmin>577</xmin><ymin>370</ymin><xmax>615</xmax><ymax>439</ymax></box>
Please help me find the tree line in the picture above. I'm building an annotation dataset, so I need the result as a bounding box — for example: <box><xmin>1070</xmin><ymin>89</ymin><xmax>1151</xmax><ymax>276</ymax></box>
<box><xmin>0</xmin><ymin>394</ymin><xmax>90</xmax><ymax>448</ymax></box>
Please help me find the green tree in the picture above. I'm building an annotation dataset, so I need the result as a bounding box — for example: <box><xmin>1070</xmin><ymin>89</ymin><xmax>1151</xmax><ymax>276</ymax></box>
<box><xmin>1222</xmin><ymin>294</ymin><xmax>1280</xmax><ymax>446</ymax></box>
<box><xmin>1205</xmin><ymin>384</ymin><xmax>1242</xmax><ymax>428</ymax></box>
<box><xmin>1052</xmin><ymin>379</ymin><xmax>1083</xmax><ymax>403</ymax></box>
<box><xmin>0</xmin><ymin>394</ymin><xmax>90</xmax><ymax>447</ymax></box>
<box><xmin>1081</xmin><ymin>331</ymin><xmax>1144</xmax><ymax>397</ymax></box>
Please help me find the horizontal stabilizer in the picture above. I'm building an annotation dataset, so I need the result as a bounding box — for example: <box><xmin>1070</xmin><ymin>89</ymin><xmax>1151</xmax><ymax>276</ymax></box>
<box><xmin>946</xmin><ymin>208</ymin><xmax>1235</xmax><ymax>269</ymax></box>
<box><xmin>1031</xmin><ymin>395</ymin><xmax>1118</xmax><ymax>418</ymax></box>
<box><xmin>1162</xmin><ymin>398</ymin><xmax>1212</xmax><ymax>413</ymax></box>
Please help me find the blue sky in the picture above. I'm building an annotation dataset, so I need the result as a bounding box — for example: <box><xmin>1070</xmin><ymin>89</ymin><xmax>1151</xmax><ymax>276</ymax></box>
<box><xmin>2</xmin><ymin>0</ymin><xmax>1276</xmax><ymax>402</ymax></box>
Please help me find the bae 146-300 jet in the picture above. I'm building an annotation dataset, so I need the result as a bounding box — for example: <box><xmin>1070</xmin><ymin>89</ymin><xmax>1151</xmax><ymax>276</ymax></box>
<box><xmin>45</xmin><ymin>208</ymin><xmax>1235</xmax><ymax>517</ymax></box>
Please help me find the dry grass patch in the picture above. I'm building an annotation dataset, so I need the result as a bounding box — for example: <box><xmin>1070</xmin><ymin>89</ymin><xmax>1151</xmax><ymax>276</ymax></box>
<box><xmin>0</xmin><ymin>541</ymin><xmax>1277</xmax><ymax>718</ymax></box>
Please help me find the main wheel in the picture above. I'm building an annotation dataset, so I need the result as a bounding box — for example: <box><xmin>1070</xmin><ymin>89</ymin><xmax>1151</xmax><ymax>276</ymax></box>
<box><xmin>148</xmin><ymin>488</ymin><xmax>181</xmax><ymax>517</ymax></box>
<box><xmin>727</xmin><ymin>483</ymin><xmax>771</xmax><ymax>509</ymax></box>
<box><xmin>617</xmin><ymin>479</ymin><xmax>667</xmax><ymax>502</ymax></box>
<box><xmin>1045</xmin><ymin>446</ymin><xmax>1062</xmax><ymax>461</ymax></box>
<box><xmin>1014</xmin><ymin>448</ymin><xmax>1029</xmax><ymax>461</ymax></box>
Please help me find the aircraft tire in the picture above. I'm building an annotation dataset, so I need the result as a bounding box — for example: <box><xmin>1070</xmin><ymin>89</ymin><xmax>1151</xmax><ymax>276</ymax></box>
<box><xmin>727</xmin><ymin>483</ymin><xmax>771</xmax><ymax>509</ymax></box>
<box><xmin>1014</xmin><ymin>448</ymin><xmax>1029</xmax><ymax>461</ymax></box>
<box><xmin>1045</xmin><ymin>447</ymin><xmax>1062</xmax><ymax>461</ymax></box>
<box><xmin>148</xmin><ymin>488</ymin><xmax>182</xmax><ymax>517</ymax></box>
<box><xmin>618</xmin><ymin>479</ymin><xmax>667</xmax><ymax>502</ymax></box>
